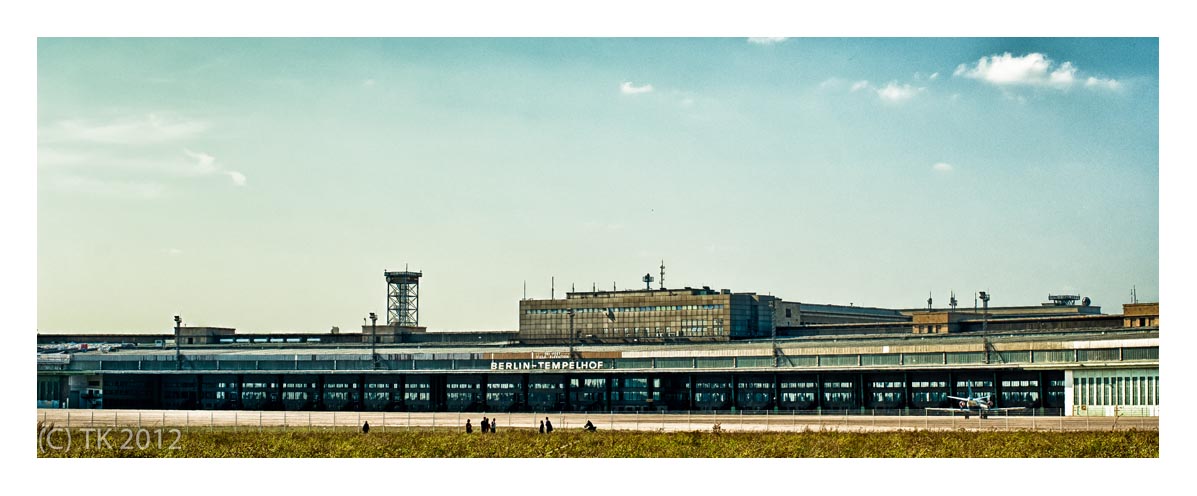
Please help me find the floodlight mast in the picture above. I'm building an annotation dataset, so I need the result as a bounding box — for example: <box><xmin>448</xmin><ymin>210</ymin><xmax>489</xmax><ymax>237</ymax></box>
<box><xmin>979</xmin><ymin>291</ymin><xmax>990</xmax><ymax>332</ymax></box>
<box><xmin>568</xmin><ymin>308</ymin><xmax>576</xmax><ymax>360</ymax></box>
<box><xmin>369</xmin><ymin>312</ymin><xmax>378</xmax><ymax>369</ymax></box>
<box><xmin>173</xmin><ymin>315</ymin><xmax>182</xmax><ymax>370</ymax></box>
<box><xmin>979</xmin><ymin>291</ymin><xmax>991</xmax><ymax>364</ymax></box>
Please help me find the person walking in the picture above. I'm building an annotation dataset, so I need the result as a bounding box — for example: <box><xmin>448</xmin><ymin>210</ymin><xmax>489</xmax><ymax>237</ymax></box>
<box><xmin>481</xmin><ymin>417</ymin><xmax>489</xmax><ymax>433</ymax></box>
<box><xmin>490</xmin><ymin>418</ymin><xmax>497</xmax><ymax>433</ymax></box>
<box><xmin>362</xmin><ymin>421</ymin><xmax>370</xmax><ymax>434</ymax></box>
<box><xmin>466</xmin><ymin>419</ymin><xmax>473</xmax><ymax>434</ymax></box>
<box><xmin>545</xmin><ymin>417</ymin><xmax>553</xmax><ymax>433</ymax></box>
<box><xmin>539</xmin><ymin>420</ymin><xmax>545</xmax><ymax>434</ymax></box>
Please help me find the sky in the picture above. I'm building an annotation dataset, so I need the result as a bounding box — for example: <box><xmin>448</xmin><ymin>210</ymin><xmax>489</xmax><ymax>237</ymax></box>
<box><xmin>36</xmin><ymin>38</ymin><xmax>1159</xmax><ymax>333</ymax></box>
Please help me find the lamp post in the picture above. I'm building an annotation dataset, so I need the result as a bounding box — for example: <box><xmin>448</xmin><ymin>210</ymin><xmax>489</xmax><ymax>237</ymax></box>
<box><xmin>173</xmin><ymin>315</ymin><xmax>182</xmax><ymax>370</ymax></box>
<box><xmin>369</xmin><ymin>312</ymin><xmax>378</xmax><ymax>370</ymax></box>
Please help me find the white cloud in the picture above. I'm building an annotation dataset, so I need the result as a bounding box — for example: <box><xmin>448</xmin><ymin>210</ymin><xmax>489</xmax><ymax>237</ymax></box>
<box><xmin>183</xmin><ymin>149</ymin><xmax>218</xmax><ymax>175</ymax></box>
<box><xmin>747</xmin><ymin>37</ymin><xmax>788</xmax><ymax>45</ymax></box>
<box><xmin>929</xmin><ymin>72</ymin><xmax>940</xmax><ymax>80</ymax></box>
<box><xmin>225</xmin><ymin>171</ymin><xmax>247</xmax><ymax>186</ymax></box>
<box><xmin>954</xmin><ymin>53</ymin><xmax>1119</xmax><ymax>91</ymax></box>
<box><xmin>183</xmin><ymin>149</ymin><xmax>247</xmax><ymax>186</ymax></box>
<box><xmin>38</xmin><ymin>114</ymin><xmax>246</xmax><ymax>196</ymax></box>
<box><xmin>37</xmin><ymin>147</ymin><xmax>92</xmax><ymax>168</ymax></box>
<box><xmin>363</xmin><ymin>79</ymin><xmax>376</xmax><ymax>87</ymax></box>
<box><xmin>817</xmin><ymin>78</ymin><xmax>845</xmax><ymax>90</ymax></box>
<box><xmin>166</xmin><ymin>248</ymin><xmax>184</xmax><ymax>256</ymax></box>
<box><xmin>620</xmin><ymin>81</ymin><xmax>653</xmax><ymax>95</ymax></box>
<box><xmin>932</xmin><ymin>162</ymin><xmax>954</xmax><ymax>173</ymax></box>
<box><xmin>850</xmin><ymin>80</ymin><xmax>870</xmax><ymax>92</ymax></box>
<box><xmin>1048</xmin><ymin>61</ymin><xmax>1077</xmax><ymax>88</ymax></box>
<box><xmin>43</xmin><ymin>114</ymin><xmax>208</xmax><ymax>145</ymax></box>
<box><xmin>876</xmin><ymin>82</ymin><xmax>923</xmax><ymax>103</ymax></box>
<box><xmin>47</xmin><ymin>173</ymin><xmax>165</xmax><ymax>199</ymax></box>
<box><xmin>1085</xmin><ymin>77</ymin><xmax>1122</xmax><ymax>91</ymax></box>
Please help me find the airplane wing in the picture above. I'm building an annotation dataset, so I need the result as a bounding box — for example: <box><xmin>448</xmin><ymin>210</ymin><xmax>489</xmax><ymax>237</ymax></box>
<box><xmin>924</xmin><ymin>407</ymin><xmax>969</xmax><ymax>413</ymax></box>
<box><xmin>987</xmin><ymin>406</ymin><xmax>1027</xmax><ymax>412</ymax></box>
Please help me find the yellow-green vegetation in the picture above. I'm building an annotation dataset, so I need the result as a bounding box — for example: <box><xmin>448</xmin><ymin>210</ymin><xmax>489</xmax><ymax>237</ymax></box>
<box><xmin>37</xmin><ymin>427</ymin><xmax>1157</xmax><ymax>458</ymax></box>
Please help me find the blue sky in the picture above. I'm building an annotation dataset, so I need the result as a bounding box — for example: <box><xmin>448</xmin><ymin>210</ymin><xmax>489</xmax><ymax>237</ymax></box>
<box><xmin>36</xmin><ymin>38</ymin><xmax>1159</xmax><ymax>332</ymax></box>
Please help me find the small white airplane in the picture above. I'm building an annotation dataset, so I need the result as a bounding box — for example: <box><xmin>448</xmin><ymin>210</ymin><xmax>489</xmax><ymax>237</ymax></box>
<box><xmin>926</xmin><ymin>387</ymin><xmax>1026</xmax><ymax>419</ymax></box>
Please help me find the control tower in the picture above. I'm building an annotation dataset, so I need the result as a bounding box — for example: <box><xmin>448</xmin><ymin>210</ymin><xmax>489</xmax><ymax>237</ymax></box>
<box><xmin>385</xmin><ymin>270</ymin><xmax>422</xmax><ymax>327</ymax></box>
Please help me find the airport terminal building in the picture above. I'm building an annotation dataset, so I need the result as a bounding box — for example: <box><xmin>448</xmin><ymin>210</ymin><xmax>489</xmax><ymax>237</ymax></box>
<box><xmin>36</xmin><ymin>275</ymin><xmax>1159</xmax><ymax>417</ymax></box>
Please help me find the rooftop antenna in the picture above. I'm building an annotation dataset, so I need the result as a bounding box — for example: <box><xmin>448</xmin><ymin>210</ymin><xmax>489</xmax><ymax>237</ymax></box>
<box><xmin>523</xmin><ymin>280</ymin><xmax>526</xmax><ymax>300</ymax></box>
<box><xmin>949</xmin><ymin>291</ymin><xmax>958</xmax><ymax>310</ymax></box>
<box><xmin>1132</xmin><ymin>285</ymin><xmax>1138</xmax><ymax>304</ymax></box>
<box><xmin>592</xmin><ymin>282</ymin><xmax>596</xmax><ymax>292</ymax></box>
<box><xmin>551</xmin><ymin>276</ymin><xmax>555</xmax><ymax>300</ymax></box>
<box><xmin>613</xmin><ymin>281</ymin><xmax>616</xmax><ymax>291</ymax></box>
<box><xmin>927</xmin><ymin>292</ymin><xmax>933</xmax><ymax>311</ymax></box>
<box><xmin>642</xmin><ymin>273</ymin><xmax>655</xmax><ymax>290</ymax></box>
<box><xmin>659</xmin><ymin>260</ymin><xmax>666</xmax><ymax>290</ymax></box>
<box><xmin>571</xmin><ymin>283</ymin><xmax>575</xmax><ymax>293</ymax></box>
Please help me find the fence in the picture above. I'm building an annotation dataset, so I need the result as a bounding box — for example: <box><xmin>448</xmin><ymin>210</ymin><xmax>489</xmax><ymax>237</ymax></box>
<box><xmin>37</xmin><ymin>408</ymin><xmax>1158</xmax><ymax>433</ymax></box>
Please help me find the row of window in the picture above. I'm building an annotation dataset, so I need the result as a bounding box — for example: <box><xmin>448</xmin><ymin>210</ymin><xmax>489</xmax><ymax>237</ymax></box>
<box><xmin>523</xmin><ymin>326</ymin><xmax>725</xmax><ymax>337</ymax></box>
<box><xmin>526</xmin><ymin>304</ymin><xmax>725</xmax><ymax>315</ymax></box>
<box><xmin>571</xmin><ymin>378</ymin><xmax>606</xmax><ymax>389</ymax></box>
<box><xmin>1001</xmin><ymin>380</ymin><xmax>1040</xmax><ymax>388</ymax></box>
<box><xmin>911</xmin><ymin>381</ymin><xmax>947</xmax><ymax>388</ymax></box>
<box><xmin>695</xmin><ymin>381</ymin><xmax>730</xmax><ymax>389</ymax></box>
<box><xmin>781</xmin><ymin>392</ymin><xmax>816</xmax><ymax>402</ymax></box>
<box><xmin>781</xmin><ymin>382</ymin><xmax>817</xmax><ymax>389</ymax></box>
<box><xmin>956</xmin><ymin>380</ymin><xmax>993</xmax><ymax>388</ymax></box>
<box><xmin>738</xmin><ymin>382</ymin><xmax>773</xmax><ymax>389</ymax></box>
<box><xmin>1075</xmin><ymin>376</ymin><xmax>1158</xmax><ymax>406</ymax></box>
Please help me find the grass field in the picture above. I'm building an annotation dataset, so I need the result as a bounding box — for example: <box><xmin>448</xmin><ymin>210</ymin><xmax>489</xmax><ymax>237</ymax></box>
<box><xmin>36</xmin><ymin>426</ymin><xmax>1158</xmax><ymax>458</ymax></box>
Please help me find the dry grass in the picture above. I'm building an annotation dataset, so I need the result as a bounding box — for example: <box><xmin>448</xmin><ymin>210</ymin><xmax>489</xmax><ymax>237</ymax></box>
<box><xmin>36</xmin><ymin>426</ymin><xmax>1158</xmax><ymax>458</ymax></box>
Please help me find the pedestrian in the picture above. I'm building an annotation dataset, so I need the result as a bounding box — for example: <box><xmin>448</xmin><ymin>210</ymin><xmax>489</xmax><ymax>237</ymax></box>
<box><xmin>481</xmin><ymin>417</ymin><xmax>489</xmax><ymax>433</ymax></box>
<box><xmin>466</xmin><ymin>419</ymin><xmax>473</xmax><ymax>434</ymax></box>
<box><xmin>545</xmin><ymin>417</ymin><xmax>553</xmax><ymax>433</ymax></box>
<box><xmin>539</xmin><ymin>420</ymin><xmax>545</xmax><ymax>434</ymax></box>
<box><xmin>490</xmin><ymin>418</ymin><xmax>497</xmax><ymax>433</ymax></box>
<box><xmin>362</xmin><ymin>421</ymin><xmax>370</xmax><ymax>434</ymax></box>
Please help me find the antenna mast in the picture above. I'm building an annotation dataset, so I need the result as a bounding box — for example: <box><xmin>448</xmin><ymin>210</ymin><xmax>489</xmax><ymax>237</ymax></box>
<box><xmin>659</xmin><ymin>260</ymin><xmax>665</xmax><ymax>290</ymax></box>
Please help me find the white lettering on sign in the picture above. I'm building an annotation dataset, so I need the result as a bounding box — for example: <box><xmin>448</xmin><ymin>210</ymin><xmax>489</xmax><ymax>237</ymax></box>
<box><xmin>490</xmin><ymin>360</ymin><xmax>605</xmax><ymax>370</ymax></box>
<box><xmin>532</xmin><ymin>351</ymin><xmax>567</xmax><ymax>359</ymax></box>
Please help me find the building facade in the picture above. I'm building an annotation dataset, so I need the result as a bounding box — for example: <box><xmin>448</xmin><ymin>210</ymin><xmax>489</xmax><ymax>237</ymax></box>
<box><xmin>518</xmin><ymin>288</ymin><xmax>777</xmax><ymax>344</ymax></box>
